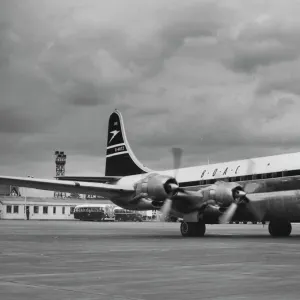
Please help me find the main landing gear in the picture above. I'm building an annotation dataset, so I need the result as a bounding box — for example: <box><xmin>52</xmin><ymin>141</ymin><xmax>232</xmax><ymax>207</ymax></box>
<box><xmin>180</xmin><ymin>220</ymin><xmax>206</xmax><ymax>237</ymax></box>
<box><xmin>268</xmin><ymin>220</ymin><xmax>292</xmax><ymax>237</ymax></box>
<box><xmin>180</xmin><ymin>219</ymin><xmax>293</xmax><ymax>237</ymax></box>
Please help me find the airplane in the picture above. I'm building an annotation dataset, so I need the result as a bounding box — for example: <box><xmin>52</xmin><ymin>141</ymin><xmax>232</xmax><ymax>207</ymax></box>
<box><xmin>2</xmin><ymin>109</ymin><xmax>300</xmax><ymax>237</ymax></box>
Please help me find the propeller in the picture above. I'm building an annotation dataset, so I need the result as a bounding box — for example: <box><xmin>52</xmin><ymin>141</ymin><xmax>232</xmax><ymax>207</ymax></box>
<box><xmin>159</xmin><ymin>147</ymin><xmax>183</xmax><ymax>221</ymax></box>
<box><xmin>219</xmin><ymin>202</ymin><xmax>238</xmax><ymax>224</ymax></box>
<box><xmin>160</xmin><ymin>198</ymin><xmax>173</xmax><ymax>221</ymax></box>
<box><xmin>219</xmin><ymin>188</ymin><xmax>263</xmax><ymax>224</ymax></box>
<box><xmin>219</xmin><ymin>188</ymin><xmax>246</xmax><ymax>224</ymax></box>
<box><xmin>244</xmin><ymin>193</ymin><xmax>265</xmax><ymax>221</ymax></box>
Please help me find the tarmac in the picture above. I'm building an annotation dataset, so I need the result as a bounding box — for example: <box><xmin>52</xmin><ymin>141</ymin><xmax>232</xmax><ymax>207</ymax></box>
<box><xmin>1</xmin><ymin>221</ymin><xmax>300</xmax><ymax>300</ymax></box>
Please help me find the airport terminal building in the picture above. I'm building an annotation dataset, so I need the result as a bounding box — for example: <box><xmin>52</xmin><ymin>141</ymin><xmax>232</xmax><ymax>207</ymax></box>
<box><xmin>0</xmin><ymin>196</ymin><xmax>113</xmax><ymax>220</ymax></box>
<box><xmin>0</xmin><ymin>185</ymin><xmax>156</xmax><ymax>221</ymax></box>
<box><xmin>0</xmin><ymin>183</ymin><xmax>113</xmax><ymax>220</ymax></box>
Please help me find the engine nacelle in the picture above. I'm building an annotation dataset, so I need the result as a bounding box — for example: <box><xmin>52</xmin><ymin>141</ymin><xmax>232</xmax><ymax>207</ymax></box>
<box><xmin>202</xmin><ymin>205</ymin><xmax>223</xmax><ymax>224</ymax></box>
<box><xmin>134</xmin><ymin>173</ymin><xmax>178</xmax><ymax>202</ymax></box>
<box><xmin>202</xmin><ymin>181</ymin><xmax>244</xmax><ymax>206</ymax></box>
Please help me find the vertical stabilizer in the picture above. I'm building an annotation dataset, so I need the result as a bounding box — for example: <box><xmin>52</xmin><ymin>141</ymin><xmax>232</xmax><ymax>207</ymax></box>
<box><xmin>105</xmin><ymin>110</ymin><xmax>151</xmax><ymax>176</ymax></box>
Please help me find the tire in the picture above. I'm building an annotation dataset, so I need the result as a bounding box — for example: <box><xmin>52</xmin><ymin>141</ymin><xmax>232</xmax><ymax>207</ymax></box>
<box><xmin>180</xmin><ymin>222</ymin><xmax>194</xmax><ymax>237</ymax></box>
<box><xmin>268</xmin><ymin>220</ymin><xmax>292</xmax><ymax>237</ymax></box>
<box><xmin>180</xmin><ymin>221</ymin><xmax>206</xmax><ymax>237</ymax></box>
<box><xmin>194</xmin><ymin>221</ymin><xmax>206</xmax><ymax>237</ymax></box>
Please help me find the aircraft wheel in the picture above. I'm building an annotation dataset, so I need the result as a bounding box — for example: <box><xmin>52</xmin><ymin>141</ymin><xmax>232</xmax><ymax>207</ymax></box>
<box><xmin>180</xmin><ymin>222</ymin><xmax>195</xmax><ymax>237</ymax></box>
<box><xmin>268</xmin><ymin>220</ymin><xmax>292</xmax><ymax>237</ymax></box>
<box><xmin>194</xmin><ymin>221</ymin><xmax>206</xmax><ymax>237</ymax></box>
<box><xmin>180</xmin><ymin>221</ymin><xmax>206</xmax><ymax>237</ymax></box>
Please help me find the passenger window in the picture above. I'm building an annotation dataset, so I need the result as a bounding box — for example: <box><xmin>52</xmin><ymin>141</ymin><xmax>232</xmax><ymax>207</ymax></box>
<box><xmin>13</xmin><ymin>206</ymin><xmax>19</xmax><ymax>213</ymax></box>
<box><xmin>70</xmin><ymin>207</ymin><xmax>75</xmax><ymax>214</ymax></box>
<box><xmin>6</xmin><ymin>205</ymin><xmax>12</xmax><ymax>213</ymax></box>
<box><xmin>53</xmin><ymin>207</ymin><xmax>56</xmax><ymax>214</ymax></box>
<box><xmin>43</xmin><ymin>206</ymin><xmax>48</xmax><ymax>214</ymax></box>
<box><xmin>34</xmin><ymin>206</ymin><xmax>39</xmax><ymax>214</ymax></box>
<box><xmin>62</xmin><ymin>207</ymin><xmax>65</xmax><ymax>214</ymax></box>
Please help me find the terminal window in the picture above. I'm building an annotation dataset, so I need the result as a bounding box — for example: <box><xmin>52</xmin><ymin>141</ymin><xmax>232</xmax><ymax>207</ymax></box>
<box><xmin>53</xmin><ymin>207</ymin><xmax>56</xmax><ymax>214</ymax></box>
<box><xmin>13</xmin><ymin>206</ymin><xmax>19</xmax><ymax>213</ymax></box>
<box><xmin>6</xmin><ymin>205</ymin><xmax>12</xmax><ymax>213</ymax></box>
<box><xmin>43</xmin><ymin>206</ymin><xmax>48</xmax><ymax>214</ymax></box>
<box><xmin>34</xmin><ymin>206</ymin><xmax>39</xmax><ymax>214</ymax></box>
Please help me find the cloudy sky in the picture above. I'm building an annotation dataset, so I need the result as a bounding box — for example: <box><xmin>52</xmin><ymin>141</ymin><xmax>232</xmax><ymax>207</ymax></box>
<box><xmin>1</xmin><ymin>0</ymin><xmax>300</xmax><ymax>196</ymax></box>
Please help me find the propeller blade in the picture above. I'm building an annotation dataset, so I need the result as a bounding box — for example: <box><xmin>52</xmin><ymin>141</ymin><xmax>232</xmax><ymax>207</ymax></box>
<box><xmin>160</xmin><ymin>198</ymin><xmax>172</xmax><ymax>221</ymax></box>
<box><xmin>172</xmin><ymin>147</ymin><xmax>183</xmax><ymax>179</ymax></box>
<box><xmin>219</xmin><ymin>203</ymin><xmax>238</xmax><ymax>224</ymax></box>
<box><xmin>177</xmin><ymin>187</ymin><xmax>194</xmax><ymax>195</ymax></box>
<box><xmin>245</xmin><ymin>194</ymin><xmax>264</xmax><ymax>221</ymax></box>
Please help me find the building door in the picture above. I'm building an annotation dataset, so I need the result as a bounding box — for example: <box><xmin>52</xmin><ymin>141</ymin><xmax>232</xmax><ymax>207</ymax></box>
<box><xmin>26</xmin><ymin>206</ymin><xmax>30</xmax><ymax>220</ymax></box>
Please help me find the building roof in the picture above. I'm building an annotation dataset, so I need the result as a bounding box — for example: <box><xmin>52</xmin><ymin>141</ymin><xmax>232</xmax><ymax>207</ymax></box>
<box><xmin>0</xmin><ymin>196</ymin><xmax>113</xmax><ymax>206</ymax></box>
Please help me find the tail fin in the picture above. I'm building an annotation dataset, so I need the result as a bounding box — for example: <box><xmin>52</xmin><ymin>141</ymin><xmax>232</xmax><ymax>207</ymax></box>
<box><xmin>105</xmin><ymin>109</ymin><xmax>151</xmax><ymax>176</ymax></box>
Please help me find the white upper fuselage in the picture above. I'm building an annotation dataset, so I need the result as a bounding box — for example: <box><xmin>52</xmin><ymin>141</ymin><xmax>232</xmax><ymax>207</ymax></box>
<box><xmin>118</xmin><ymin>151</ymin><xmax>300</xmax><ymax>188</ymax></box>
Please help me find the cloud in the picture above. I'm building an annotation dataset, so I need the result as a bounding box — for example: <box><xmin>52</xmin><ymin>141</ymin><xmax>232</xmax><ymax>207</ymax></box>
<box><xmin>0</xmin><ymin>106</ymin><xmax>41</xmax><ymax>133</ymax></box>
<box><xmin>64</xmin><ymin>80</ymin><xmax>108</xmax><ymax>106</ymax></box>
<box><xmin>2</xmin><ymin>0</ymin><xmax>300</xmax><ymax>197</ymax></box>
<box><xmin>223</xmin><ymin>17</ymin><xmax>300</xmax><ymax>73</ymax></box>
<box><xmin>255</xmin><ymin>60</ymin><xmax>300</xmax><ymax>96</ymax></box>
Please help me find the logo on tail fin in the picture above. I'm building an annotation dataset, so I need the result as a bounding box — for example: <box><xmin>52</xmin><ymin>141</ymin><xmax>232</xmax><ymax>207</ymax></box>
<box><xmin>106</xmin><ymin>110</ymin><xmax>125</xmax><ymax>147</ymax></box>
<box><xmin>109</xmin><ymin>130</ymin><xmax>120</xmax><ymax>144</ymax></box>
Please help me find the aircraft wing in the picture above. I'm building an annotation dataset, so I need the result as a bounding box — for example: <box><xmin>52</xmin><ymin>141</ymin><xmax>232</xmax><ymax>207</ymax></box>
<box><xmin>0</xmin><ymin>176</ymin><xmax>134</xmax><ymax>198</ymax></box>
<box><xmin>55</xmin><ymin>176</ymin><xmax>121</xmax><ymax>184</ymax></box>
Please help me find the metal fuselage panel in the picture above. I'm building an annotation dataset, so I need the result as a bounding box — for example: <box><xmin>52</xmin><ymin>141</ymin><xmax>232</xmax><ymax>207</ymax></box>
<box><xmin>232</xmin><ymin>190</ymin><xmax>300</xmax><ymax>222</ymax></box>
